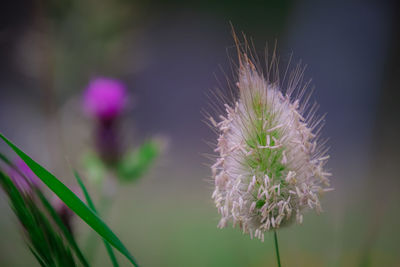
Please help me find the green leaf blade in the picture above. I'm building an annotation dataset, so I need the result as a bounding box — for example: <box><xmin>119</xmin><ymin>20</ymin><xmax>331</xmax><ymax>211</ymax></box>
<box><xmin>0</xmin><ymin>152</ymin><xmax>89</xmax><ymax>267</ymax></box>
<box><xmin>74</xmin><ymin>170</ymin><xmax>119</xmax><ymax>267</ymax></box>
<box><xmin>0</xmin><ymin>133</ymin><xmax>138</xmax><ymax>267</ymax></box>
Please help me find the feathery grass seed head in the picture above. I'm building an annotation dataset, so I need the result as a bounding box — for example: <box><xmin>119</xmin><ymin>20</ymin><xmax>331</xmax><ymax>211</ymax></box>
<box><xmin>210</xmin><ymin>40</ymin><xmax>332</xmax><ymax>241</ymax></box>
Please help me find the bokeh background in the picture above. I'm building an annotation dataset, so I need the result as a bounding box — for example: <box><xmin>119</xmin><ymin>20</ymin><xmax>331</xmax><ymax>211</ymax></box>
<box><xmin>1</xmin><ymin>0</ymin><xmax>400</xmax><ymax>266</ymax></box>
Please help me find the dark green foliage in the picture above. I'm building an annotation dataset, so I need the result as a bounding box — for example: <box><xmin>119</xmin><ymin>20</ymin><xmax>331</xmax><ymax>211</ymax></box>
<box><xmin>0</xmin><ymin>133</ymin><xmax>139</xmax><ymax>266</ymax></box>
<box><xmin>35</xmin><ymin>190</ymin><xmax>89</xmax><ymax>266</ymax></box>
<box><xmin>0</xmin><ymin>170</ymin><xmax>80</xmax><ymax>267</ymax></box>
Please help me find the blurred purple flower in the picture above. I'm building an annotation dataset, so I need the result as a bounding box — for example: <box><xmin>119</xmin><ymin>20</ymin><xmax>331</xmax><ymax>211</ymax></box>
<box><xmin>83</xmin><ymin>77</ymin><xmax>127</xmax><ymax>121</ymax></box>
<box><xmin>8</xmin><ymin>158</ymin><xmax>40</xmax><ymax>192</ymax></box>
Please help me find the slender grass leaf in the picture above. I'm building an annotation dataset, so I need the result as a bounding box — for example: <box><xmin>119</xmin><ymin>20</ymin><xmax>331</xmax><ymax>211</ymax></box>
<box><xmin>104</xmin><ymin>241</ymin><xmax>119</xmax><ymax>267</ymax></box>
<box><xmin>0</xmin><ymin>152</ymin><xmax>89</xmax><ymax>266</ymax></box>
<box><xmin>0</xmin><ymin>152</ymin><xmax>29</xmax><ymax>180</ymax></box>
<box><xmin>0</xmin><ymin>170</ymin><xmax>77</xmax><ymax>266</ymax></box>
<box><xmin>29</xmin><ymin>246</ymin><xmax>47</xmax><ymax>267</ymax></box>
<box><xmin>0</xmin><ymin>133</ymin><xmax>139</xmax><ymax>267</ymax></box>
<box><xmin>36</xmin><ymin>190</ymin><xmax>89</xmax><ymax>267</ymax></box>
<box><xmin>0</xmin><ymin>151</ymin><xmax>12</xmax><ymax>165</ymax></box>
<box><xmin>74</xmin><ymin>170</ymin><xmax>119</xmax><ymax>267</ymax></box>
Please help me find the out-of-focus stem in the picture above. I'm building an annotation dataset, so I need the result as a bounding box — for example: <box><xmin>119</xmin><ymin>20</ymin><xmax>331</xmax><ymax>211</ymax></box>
<box><xmin>84</xmin><ymin>175</ymin><xmax>116</xmax><ymax>263</ymax></box>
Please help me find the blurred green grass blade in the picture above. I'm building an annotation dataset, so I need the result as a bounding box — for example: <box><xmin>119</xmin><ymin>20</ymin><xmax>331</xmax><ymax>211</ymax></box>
<box><xmin>104</xmin><ymin>241</ymin><xmax>119</xmax><ymax>267</ymax></box>
<box><xmin>74</xmin><ymin>170</ymin><xmax>119</xmax><ymax>267</ymax></box>
<box><xmin>0</xmin><ymin>151</ymin><xmax>89</xmax><ymax>266</ymax></box>
<box><xmin>0</xmin><ymin>133</ymin><xmax>139</xmax><ymax>267</ymax></box>
<box><xmin>74</xmin><ymin>171</ymin><xmax>97</xmax><ymax>212</ymax></box>
<box><xmin>0</xmin><ymin>151</ymin><xmax>12</xmax><ymax>165</ymax></box>
<box><xmin>0</xmin><ymin>170</ymin><xmax>26</xmax><ymax>213</ymax></box>
<box><xmin>0</xmin><ymin>152</ymin><xmax>32</xmax><ymax>182</ymax></box>
<box><xmin>36</xmin><ymin>190</ymin><xmax>89</xmax><ymax>267</ymax></box>
<box><xmin>29</xmin><ymin>246</ymin><xmax>46</xmax><ymax>267</ymax></box>
<box><xmin>0</xmin><ymin>170</ymin><xmax>77</xmax><ymax>266</ymax></box>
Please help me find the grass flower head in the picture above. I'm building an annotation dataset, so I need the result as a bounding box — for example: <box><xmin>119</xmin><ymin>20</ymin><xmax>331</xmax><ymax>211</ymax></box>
<box><xmin>209</xmin><ymin>38</ymin><xmax>332</xmax><ymax>241</ymax></box>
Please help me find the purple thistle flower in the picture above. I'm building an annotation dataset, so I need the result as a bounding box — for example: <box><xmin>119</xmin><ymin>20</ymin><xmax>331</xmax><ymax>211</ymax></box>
<box><xmin>83</xmin><ymin>77</ymin><xmax>127</xmax><ymax>122</ymax></box>
<box><xmin>8</xmin><ymin>158</ymin><xmax>40</xmax><ymax>193</ymax></box>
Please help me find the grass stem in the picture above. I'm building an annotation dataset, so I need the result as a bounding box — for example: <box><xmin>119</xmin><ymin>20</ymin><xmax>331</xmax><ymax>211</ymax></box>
<box><xmin>273</xmin><ymin>230</ymin><xmax>282</xmax><ymax>267</ymax></box>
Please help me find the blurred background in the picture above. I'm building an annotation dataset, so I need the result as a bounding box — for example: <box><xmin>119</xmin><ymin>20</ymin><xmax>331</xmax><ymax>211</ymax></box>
<box><xmin>0</xmin><ymin>0</ymin><xmax>400</xmax><ymax>266</ymax></box>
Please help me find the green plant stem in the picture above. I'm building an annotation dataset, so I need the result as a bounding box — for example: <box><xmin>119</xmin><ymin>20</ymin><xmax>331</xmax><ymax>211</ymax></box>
<box><xmin>84</xmin><ymin>174</ymin><xmax>117</xmax><ymax>263</ymax></box>
<box><xmin>85</xmin><ymin>190</ymin><xmax>113</xmax><ymax>261</ymax></box>
<box><xmin>75</xmin><ymin>171</ymin><xmax>119</xmax><ymax>267</ymax></box>
<box><xmin>274</xmin><ymin>230</ymin><xmax>282</xmax><ymax>267</ymax></box>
